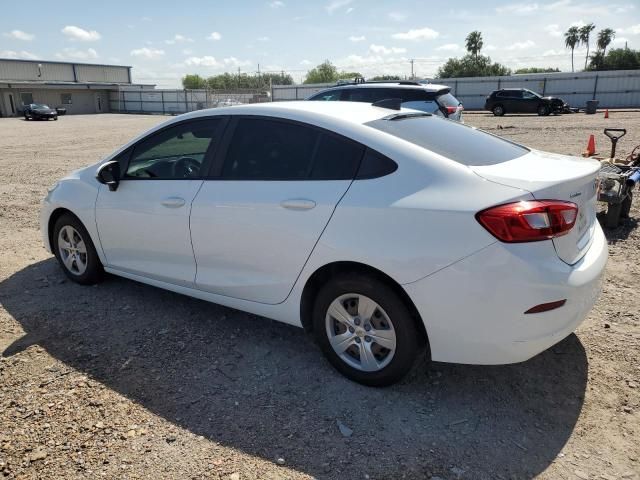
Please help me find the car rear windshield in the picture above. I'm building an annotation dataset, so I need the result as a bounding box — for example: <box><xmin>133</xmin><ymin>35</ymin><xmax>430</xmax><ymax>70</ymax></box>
<box><xmin>365</xmin><ymin>116</ymin><xmax>528</xmax><ymax>166</ymax></box>
<box><xmin>436</xmin><ymin>92</ymin><xmax>460</xmax><ymax>108</ymax></box>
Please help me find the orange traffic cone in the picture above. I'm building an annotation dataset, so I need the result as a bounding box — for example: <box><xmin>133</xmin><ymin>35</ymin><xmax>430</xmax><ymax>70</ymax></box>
<box><xmin>583</xmin><ymin>134</ymin><xmax>596</xmax><ymax>157</ymax></box>
<box><xmin>604</xmin><ymin>109</ymin><xmax>609</xmax><ymax>119</ymax></box>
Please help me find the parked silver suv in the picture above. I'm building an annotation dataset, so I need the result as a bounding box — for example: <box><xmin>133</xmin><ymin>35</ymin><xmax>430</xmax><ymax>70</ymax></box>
<box><xmin>307</xmin><ymin>79</ymin><xmax>464</xmax><ymax>122</ymax></box>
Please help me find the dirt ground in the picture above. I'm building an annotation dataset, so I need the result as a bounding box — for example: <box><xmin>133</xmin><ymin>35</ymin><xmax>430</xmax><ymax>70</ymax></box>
<box><xmin>0</xmin><ymin>111</ymin><xmax>638</xmax><ymax>480</ymax></box>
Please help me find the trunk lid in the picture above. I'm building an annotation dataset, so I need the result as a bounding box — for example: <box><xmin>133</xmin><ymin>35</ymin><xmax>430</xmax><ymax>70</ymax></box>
<box><xmin>471</xmin><ymin>150</ymin><xmax>601</xmax><ymax>265</ymax></box>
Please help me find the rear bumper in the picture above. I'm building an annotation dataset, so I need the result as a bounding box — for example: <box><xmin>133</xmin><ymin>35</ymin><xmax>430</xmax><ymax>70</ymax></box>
<box><xmin>403</xmin><ymin>224</ymin><xmax>608</xmax><ymax>365</ymax></box>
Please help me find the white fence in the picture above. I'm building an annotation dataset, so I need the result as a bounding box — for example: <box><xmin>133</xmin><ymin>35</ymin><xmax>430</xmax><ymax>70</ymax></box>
<box><xmin>109</xmin><ymin>88</ymin><xmax>270</xmax><ymax>114</ymax></box>
<box><xmin>271</xmin><ymin>70</ymin><xmax>640</xmax><ymax>110</ymax></box>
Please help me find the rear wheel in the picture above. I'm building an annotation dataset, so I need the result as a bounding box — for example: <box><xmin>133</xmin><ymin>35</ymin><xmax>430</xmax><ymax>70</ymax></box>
<box><xmin>53</xmin><ymin>213</ymin><xmax>104</xmax><ymax>284</ymax></box>
<box><xmin>537</xmin><ymin>105</ymin><xmax>550</xmax><ymax>116</ymax></box>
<box><xmin>492</xmin><ymin>105</ymin><xmax>505</xmax><ymax>116</ymax></box>
<box><xmin>312</xmin><ymin>273</ymin><xmax>421</xmax><ymax>387</ymax></box>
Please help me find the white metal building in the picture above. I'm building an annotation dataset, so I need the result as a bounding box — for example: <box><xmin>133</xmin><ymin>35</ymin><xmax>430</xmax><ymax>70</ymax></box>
<box><xmin>0</xmin><ymin>58</ymin><xmax>153</xmax><ymax>117</ymax></box>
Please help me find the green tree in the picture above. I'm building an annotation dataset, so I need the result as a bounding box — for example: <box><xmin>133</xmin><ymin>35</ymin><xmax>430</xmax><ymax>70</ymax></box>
<box><xmin>201</xmin><ymin>72</ymin><xmax>293</xmax><ymax>89</ymax></box>
<box><xmin>589</xmin><ymin>47</ymin><xmax>640</xmax><ymax>71</ymax></box>
<box><xmin>596</xmin><ymin>28</ymin><xmax>615</xmax><ymax>57</ymax></box>
<box><xmin>304</xmin><ymin>60</ymin><xmax>339</xmax><ymax>84</ymax></box>
<box><xmin>369</xmin><ymin>75</ymin><xmax>401</xmax><ymax>81</ymax></box>
<box><xmin>303</xmin><ymin>60</ymin><xmax>361</xmax><ymax>84</ymax></box>
<box><xmin>436</xmin><ymin>54</ymin><xmax>510</xmax><ymax>78</ymax></box>
<box><xmin>564</xmin><ymin>26</ymin><xmax>580</xmax><ymax>72</ymax></box>
<box><xmin>182</xmin><ymin>74</ymin><xmax>207</xmax><ymax>89</ymax></box>
<box><xmin>579</xmin><ymin>23</ymin><xmax>596</xmax><ymax>70</ymax></box>
<box><xmin>514</xmin><ymin>67</ymin><xmax>561</xmax><ymax>74</ymax></box>
<box><xmin>465</xmin><ymin>31</ymin><xmax>483</xmax><ymax>60</ymax></box>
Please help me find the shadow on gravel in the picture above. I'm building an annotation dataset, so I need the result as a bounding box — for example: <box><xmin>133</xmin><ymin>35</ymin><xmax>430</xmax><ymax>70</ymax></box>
<box><xmin>598</xmin><ymin>214</ymin><xmax>639</xmax><ymax>244</ymax></box>
<box><xmin>1</xmin><ymin>259</ymin><xmax>588</xmax><ymax>480</ymax></box>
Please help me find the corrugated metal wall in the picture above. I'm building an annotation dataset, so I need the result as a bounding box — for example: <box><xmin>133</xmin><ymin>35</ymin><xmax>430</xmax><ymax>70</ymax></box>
<box><xmin>0</xmin><ymin>60</ymin><xmax>75</xmax><ymax>82</ymax></box>
<box><xmin>271</xmin><ymin>70</ymin><xmax>640</xmax><ymax>109</ymax></box>
<box><xmin>0</xmin><ymin>59</ymin><xmax>130</xmax><ymax>84</ymax></box>
<box><xmin>76</xmin><ymin>64</ymin><xmax>129</xmax><ymax>84</ymax></box>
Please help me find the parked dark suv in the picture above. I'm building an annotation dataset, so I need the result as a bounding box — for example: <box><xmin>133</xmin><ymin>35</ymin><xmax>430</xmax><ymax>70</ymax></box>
<box><xmin>484</xmin><ymin>88</ymin><xmax>567</xmax><ymax>116</ymax></box>
<box><xmin>307</xmin><ymin>79</ymin><xmax>464</xmax><ymax>122</ymax></box>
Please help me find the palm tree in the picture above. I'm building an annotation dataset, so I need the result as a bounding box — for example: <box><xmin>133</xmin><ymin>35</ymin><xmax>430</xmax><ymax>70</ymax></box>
<box><xmin>564</xmin><ymin>26</ymin><xmax>580</xmax><ymax>72</ymax></box>
<box><xmin>597</xmin><ymin>28</ymin><xmax>615</xmax><ymax>57</ymax></box>
<box><xmin>465</xmin><ymin>31</ymin><xmax>483</xmax><ymax>60</ymax></box>
<box><xmin>579</xmin><ymin>23</ymin><xmax>596</xmax><ymax>70</ymax></box>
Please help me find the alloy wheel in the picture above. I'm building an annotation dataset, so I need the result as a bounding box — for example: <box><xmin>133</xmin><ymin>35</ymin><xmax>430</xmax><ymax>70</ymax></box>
<box><xmin>57</xmin><ymin>225</ymin><xmax>88</xmax><ymax>275</ymax></box>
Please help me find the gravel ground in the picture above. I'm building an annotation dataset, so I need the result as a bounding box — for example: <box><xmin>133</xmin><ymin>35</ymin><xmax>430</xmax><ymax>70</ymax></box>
<box><xmin>0</xmin><ymin>111</ymin><xmax>638</xmax><ymax>480</ymax></box>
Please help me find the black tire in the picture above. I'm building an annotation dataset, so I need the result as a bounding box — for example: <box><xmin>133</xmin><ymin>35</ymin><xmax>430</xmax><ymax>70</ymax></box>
<box><xmin>492</xmin><ymin>105</ymin><xmax>505</xmax><ymax>116</ymax></box>
<box><xmin>52</xmin><ymin>213</ymin><xmax>104</xmax><ymax>285</ymax></box>
<box><xmin>605</xmin><ymin>202</ymin><xmax>622</xmax><ymax>228</ymax></box>
<box><xmin>54</xmin><ymin>116</ymin><xmax>58</xmax><ymax>121</ymax></box>
<box><xmin>621</xmin><ymin>192</ymin><xmax>633</xmax><ymax>219</ymax></box>
<box><xmin>24</xmin><ymin>114</ymin><xmax>30</xmax><ymax>120</ymax></box>
<box><xmin>312</xmin><ymin>273</ymin><xmax>421</xmax><ymax>387</ymax></box>
<box><xmin>537</xmin><ymin>105</ymin><xmax>550</xmax><ymax>116</ymax></box>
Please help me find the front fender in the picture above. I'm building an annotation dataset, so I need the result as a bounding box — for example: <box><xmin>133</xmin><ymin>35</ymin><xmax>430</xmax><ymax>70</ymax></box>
<box><xmin>40</xmin><ymin>168</ymin><xmax>104</xmax><ymax>263</ymax></box>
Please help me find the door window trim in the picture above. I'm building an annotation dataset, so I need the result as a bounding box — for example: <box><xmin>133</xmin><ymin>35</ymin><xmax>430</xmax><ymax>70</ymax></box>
<box><xmin>205</xmin><ymin>115</ymin><xmax>366</xmax><ymax>181</ymax></box>
<box><xmin>117</xmin><ymin>116</ymin><xmax>230</xmax><ymax>181</ymax></box>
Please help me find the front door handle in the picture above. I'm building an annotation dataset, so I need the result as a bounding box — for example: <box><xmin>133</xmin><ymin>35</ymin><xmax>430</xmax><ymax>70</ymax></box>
<box><xmin>161</xmin><ymin>197</ymin><xmax>186</xmax><ymax>208</ymax></box>
<box><xmin>280</xmin><ymin>199</ymin><xmax>316</xmax><ymax>211</ymax></box>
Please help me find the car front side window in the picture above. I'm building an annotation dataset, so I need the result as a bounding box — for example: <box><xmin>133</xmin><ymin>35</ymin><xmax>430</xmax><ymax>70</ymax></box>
<box><xmin>125</xmin><ymin>119</ymin><xmax>221</xmax><ymax>180</ymax></box>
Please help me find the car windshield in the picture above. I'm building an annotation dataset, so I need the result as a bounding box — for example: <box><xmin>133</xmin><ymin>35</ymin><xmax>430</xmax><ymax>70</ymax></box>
<box><xmin>365</xmin><ymin>116</ymin><xmax>528</xmax><ymax>166</ymax></box>
<box><xmin>32</xmin><ymin>104</ymin><xmax>50</xmax><ymax>109</ymax></box>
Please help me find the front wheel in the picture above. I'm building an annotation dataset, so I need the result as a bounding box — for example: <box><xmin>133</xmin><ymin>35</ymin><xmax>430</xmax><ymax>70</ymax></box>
<box><xmin>53</xmin><ymin>213</ymin><xmax>104</xmax><ymax>284</ymax></box>
<box><xmin>313</xmin><ymin>273</ymin><xmax>421</xmax><ymax>387</ymax></box>
<box><xmin>492</xmin><ymin>105</ymin><xmax>505</xmax><ymax>116</ymax></box>
<box><xmin>537</xmin><ymin>105</ymin><xmax>550</xmax><ymax>116</ymax></box>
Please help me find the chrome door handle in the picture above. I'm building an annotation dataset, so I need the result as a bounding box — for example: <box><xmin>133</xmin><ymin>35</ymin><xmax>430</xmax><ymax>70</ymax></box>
<box><xmin>280</xmin><ymin>199</ymin><xmax>316</xmax><ymax>211</ymax></box>
<box><xmin>161</xmin><ymin>197</ymin><xmax>186</xmax><ymax>208</ymax></box>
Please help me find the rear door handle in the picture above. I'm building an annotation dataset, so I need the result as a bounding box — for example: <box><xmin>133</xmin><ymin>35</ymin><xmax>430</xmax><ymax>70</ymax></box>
<box><xmin>161</xmin><ymin>197</ymin><xmax>186</xmax><ymax>208</ymax></box>
<box><xmin>280</xmin><ymin>199</ymin><xmax>316</xmax><ymax>211</ymax></box>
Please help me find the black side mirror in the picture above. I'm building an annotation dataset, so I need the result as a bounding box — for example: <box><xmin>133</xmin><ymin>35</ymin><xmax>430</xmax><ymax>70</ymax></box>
<box><xmin>96</xmin><ymin>160</ymin><xmax>121</xmax><ymax>191</ymax></box>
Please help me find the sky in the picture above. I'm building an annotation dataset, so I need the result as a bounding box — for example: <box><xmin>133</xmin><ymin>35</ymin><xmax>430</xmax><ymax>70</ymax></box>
<box><xmin>1</xmin><ymin>0</ymin><xmax>639</xmax><ymax>87</ymax></box>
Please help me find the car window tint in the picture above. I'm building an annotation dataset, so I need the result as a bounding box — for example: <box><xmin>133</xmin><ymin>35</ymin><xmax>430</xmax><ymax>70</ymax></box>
<box><xmin>436</xmin><ymin>92</ymin><xmax>459</xmax><ymax>107</ymax></box>
<box><xmin>222</xmin><ymin>118</ymin><xmax>318</xmax><ymax>180</ymax></box>
<box><xmin>356</xmin><ymin>149</ymin><xmax>398</xmax><ymax>179</ymax></box>
<box><xmin>310</xmin><ymin>133</ymin><xmax>364</xmax><ymax>180</ymax></box>
<box><xmin>400</xmin><ymin>89</ymin><xmax>430</xmax><ymax>102</ymax></box>
<box><xmin>126</xmin><ymin>119</ymin><xmax>220</xmax><ymax>179</ymax></box>
<box><xmin>365</xmin><ymin>116</ymin><xmax>528</xmax><ymax>166</ymax></box>
<box><xmin>309</xmin><ymin>90</ymin><xmax>343</xmax><ymax>101</ymax></box>
<box><xmin>509</xmin><ymin>90</ymin><xmax>523</xmax><ymax>99</ymax></box>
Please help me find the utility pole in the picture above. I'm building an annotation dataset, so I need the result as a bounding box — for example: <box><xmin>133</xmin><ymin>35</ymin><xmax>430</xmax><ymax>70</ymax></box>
<box><xmin>410</xmin><ymin>59</ymin><xmax>415</xmax><ymax>80</ymax></box>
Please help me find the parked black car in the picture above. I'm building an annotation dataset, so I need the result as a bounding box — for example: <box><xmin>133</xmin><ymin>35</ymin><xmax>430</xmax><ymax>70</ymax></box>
<box><xmin>484</xmin><ymin>88</ymin><xmax>567</xmax><ymax>116</ymax></box>
<box><xmin>23</xmin><ymin>103</ymin><xmax>58</xmax><ymax>121</ymax></box>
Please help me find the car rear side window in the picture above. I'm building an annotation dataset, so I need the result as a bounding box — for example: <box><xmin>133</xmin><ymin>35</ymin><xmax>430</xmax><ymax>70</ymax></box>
<box><xmin>365</xmin><ymin>116</ymin><xmax>528</xmax><ymax>166</ymax></box>
<box><xmin>311</xmin><ymin>133</ymin><xmax>364</xmax><ymax>180</ymax></box>
<box><xmin>308</xmin><ymin>90</ymin><xmax>344</xmax><ymax>101</ymax></box>
<box><xmin>221</xmin><ymin>118</ymin><xmax>318</xmax><ymax>180</ymax></box>
<box><xmin>436</xmin><ymin>92</ymin><xmax>459</xmax><ymax>108</ymax></box>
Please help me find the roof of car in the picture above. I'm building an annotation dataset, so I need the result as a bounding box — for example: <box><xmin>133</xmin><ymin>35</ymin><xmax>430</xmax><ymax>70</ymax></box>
<box><xmin>320</xmin><ymin>82</ymin><xmax>451</xmax><ymax>92</ymax></box>
<box><xmin>182</xmin><ymin>101</ymin><xmax>419</xmax><ymax>126</ymax></box>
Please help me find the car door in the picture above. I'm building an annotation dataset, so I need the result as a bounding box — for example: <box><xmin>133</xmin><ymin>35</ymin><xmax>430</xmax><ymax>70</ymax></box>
<box><xmin>190</xmin><ymin>116</ymin><xmax>364</xmax><ymax>304</ymax></box>
<box><xmin>521</xmin><ymin>90</ymin><xmax>538</xmax><ymax>113</ymax></box>
<box><xmin>508</xmin><ymin>90</ymin><xmax>525</xmax><ymax>112</ymax></box>
<box><xmin>95</xmin><ymin>117</ymin><xmax>226</xmax><ymax>286</ymax></box>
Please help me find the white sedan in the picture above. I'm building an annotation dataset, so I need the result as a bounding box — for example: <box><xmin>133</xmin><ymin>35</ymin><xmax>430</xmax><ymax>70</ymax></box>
<box><xmin>40</xmin><ymin>101</ymin><xmax>607</xmax><ymax>386</ymax></box>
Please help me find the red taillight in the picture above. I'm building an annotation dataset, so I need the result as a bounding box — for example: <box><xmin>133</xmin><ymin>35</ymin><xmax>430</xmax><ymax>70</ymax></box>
<box><xmin>476</xmin><ymin>200</ymin><xmax>578</xmax><ymax>243</ymax></box>
<box><xmin>446</xmin><ymin>105</ymin><xmax>462</xmax><ymax>114</ymax></box>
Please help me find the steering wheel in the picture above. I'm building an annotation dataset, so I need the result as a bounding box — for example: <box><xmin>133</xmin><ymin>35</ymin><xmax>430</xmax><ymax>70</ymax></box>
<box><xmin>173</xmin><ymin>157</ymin><xmax>200</xmax><ymax>178</ymax></box>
